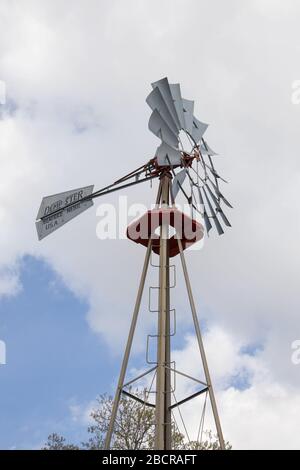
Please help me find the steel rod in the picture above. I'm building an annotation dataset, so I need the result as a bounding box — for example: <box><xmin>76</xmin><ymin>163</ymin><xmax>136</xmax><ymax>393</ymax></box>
<box><xmin>122</xmin><ymin>366</ymin><xmax>157</xmax><ymax>389</ymax></box>
<box><xmin>169</xmin><ymin>387</ymin><xmax>209</xmax><ymax>410</ymax></box>
<box><xmin>176</xmin><ymin>235</ymin><xmax>225</xmax><ymax>450</ymax></box>
<box><xmin>165</xmin><ymin>366</ymin><xmax>208</xmax><ymax>386</ymax></box>
<box><xmin>40</xmin><ymin>174</ymin><xmax>157</xmax><ymax>221</ymax></box>
<box><xmin>104</xmin><ymin>239</ymin><xmax>152</xmax><ymax>449</ymax></box>
<box><xmin>165</xmin><ymin>184</ymin><xmax>172</xmax><ymax>450</ymax></box>
<box><xmin>121</xmin><ymin>390</ymin><xmax>156</xmax><ymax>408</ymax></box>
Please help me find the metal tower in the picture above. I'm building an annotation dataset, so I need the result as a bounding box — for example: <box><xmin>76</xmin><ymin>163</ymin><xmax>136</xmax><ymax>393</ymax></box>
<box><xmin>104</xmin><ymin>171</ymin><xmax>225</xmax><ymax>450</ymax></box>
<box><xmin>36</xmin><ymin>77</ymin><xmax>232</xmax><ymax>450</ymax></box>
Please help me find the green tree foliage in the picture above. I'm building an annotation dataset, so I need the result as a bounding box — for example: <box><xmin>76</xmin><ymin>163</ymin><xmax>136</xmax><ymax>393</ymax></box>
<box><xmin>43</xmin><ymin>391</ymin><xmax>231</xmax><ymax>450</ymax></box>
<box><xmin>42</xmin><ymin>433</ymin><xmax>80</xmax><ymax>450</ymax></box>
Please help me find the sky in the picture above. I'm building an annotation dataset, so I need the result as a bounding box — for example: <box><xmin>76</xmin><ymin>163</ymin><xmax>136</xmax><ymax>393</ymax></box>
<box><xmin>0</xmin><ymin>0</ymin><xmax>300</xmax><ymax>449</ymax></box>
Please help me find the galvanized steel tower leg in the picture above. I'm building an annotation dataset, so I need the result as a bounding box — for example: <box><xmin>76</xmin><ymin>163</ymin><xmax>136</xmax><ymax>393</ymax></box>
<box><xmin>164</xmin><ymin>246</ymin><xmax>172</xmax><ymax>449</ymax></box>
<box><xmin>104</xmin><ymin>240</ymin><xmax>152</xmax><ymax>450</ymax></box>
<box><xmin>155</xmin><ymin>174</ymin><xmax>171</xmax><ymax>450</ymax></box>
<box><xmin>176</xmin><ymin>236</ymin><xmax>225</xmax><ymax>450</ymax></box>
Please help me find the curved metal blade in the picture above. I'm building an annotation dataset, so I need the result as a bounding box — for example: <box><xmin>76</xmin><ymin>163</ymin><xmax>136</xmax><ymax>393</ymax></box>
<box><xmin>146</xmin><ymin>86</ymin><xmax>178</xmax><ymax>136</ymax></box>
<box><xmin>217</xmin><ymin>209</ymin><xmax>231</xmax><ymax>227</ymax></box>
<box><xmin>204</xmin><ymin>183</ymin><xmax>221</xmax><ymax>208</ymax></box>
<box><xmin>149</xmin><ymin>109</ymin><xmax>179</xmax><ymax>148</ymax></box>
<box><xmin>182</xmin><ymin>99</ymin><xmax>194</xmax><ymax>134</ymax></box>
<box><xmin>205</xmin><ymin>184</ymin><xmax>231</xmax><ymax>227</ymax></box>
<box><xmin>207</xmin><ymin>164</ymin><xmax>228</xmax><ymax>183</ymax></box>
<box><xmin>197</xmin><ymin>186</ymin><xmax>212</xmax><ymax>235</ymax></box>
<box><xmin>191</xmin><ymin>116</ymin><xmax>209</xmax><ymax>143</ymax></box>
<box><xmin>207</xmin><ymin>178</ymin><xmax>233</xmax><ymax>208</ymax></box>
<box><xmin>151</xmin><ymin>77</ymin><xmax>181</xmax><ymax>130</ymax></box>
<box><xmin>200</xmin><ymin>142</ymin><xmax>218</xmax><ymax>156</ymax></box>
<box><xmin>197</xmin><ymin>185</ymin><xmax>204</xmax><ymax>205</ymax></box>
<box><xmin>169</xmin><ymin>83</ymin><xmax>185</xmax><ymax>129</ymax></box>
<box><xmin>202</xmin><ymin>186</ymin><xmax>224</xmax><ymax>235</ymax></box>
<box><xmin>171</xmin><ymin>169</ymin><xmax>187</xmax><ymax>199</ymax></box>
<box><xmin>156</xmin><ymin>142</ymin><xmax>182</xmax><ymax>166</ymax></box>
<box><xmin>204</xmin><ymin>211</ymin><xmax>212</xmax><ymax>234</ymax></box>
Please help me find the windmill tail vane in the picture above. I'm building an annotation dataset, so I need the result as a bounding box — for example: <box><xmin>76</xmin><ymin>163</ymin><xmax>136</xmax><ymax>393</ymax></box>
<box><xmin>35</xmin><ymin>77</ymin><xmax>232</xmax><ymax>451</ymax></box>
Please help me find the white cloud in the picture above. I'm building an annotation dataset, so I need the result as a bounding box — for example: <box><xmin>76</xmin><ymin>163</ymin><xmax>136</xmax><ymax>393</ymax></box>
<box><xmin>69</xmin><ymin>400</ymin><xmax>96</xmax><ymax>427</ymax></box>
<box><xmin>0</xmin><ymin>266</ymin><xmax>21</xmax><ymax>297</ymax></box>
<box><xmin>173</xmin><ymin>325</ymin><xmax>300</xmax><ymax>449</ymax></box>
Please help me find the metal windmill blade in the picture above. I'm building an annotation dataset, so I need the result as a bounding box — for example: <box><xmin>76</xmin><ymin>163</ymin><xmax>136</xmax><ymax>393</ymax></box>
<box><xmin>169</xmin><ymin>83</ymin><xmax>185</xmax><ymax>129</ymax></box>
<box><xmin>148</xmin><ymin>109</ymin><xmax>179</xmax><ymax>148</ymax></box>
<box><xmin>146</xmin><ymin>86</ymin><xmax>178</xmax><ymax>136</ymax></box>
<box><xmin>146</xmin><ymin>76</ymin><xmax>232</xmax><ymax>236</ymax></box>
<box><xmin>200</xmin><ymin>141</ymin><xmax>218</xmax><ymax>156</ymax></box>
<box><xmin>181</xmin><ymin>98</ymin><xmax>194</xmax><ymax>135</ymax></box>
<box><xmin>156</xmin><ymin>142</ymin><xmax>182</xmax><ymax>167</ymax></box>
<box><xmin>205</xmin><ymin>183</ymin><xmax>231</xmax><ymax>227</ymax></box>
<box><xmin>147</xmin><ymin>77</ymin><xmax>210</xmax><ymax>165</ymax></box>
<box><xmin>151</xmin><ymin>77</ymin><xmax>181</xmax><ymax>130</ymax></box>
<box><xmin>207</xmin><ymin>176</ymin><xmax>233</xmax><ymax>209</ymax></box>
<box><xmin>195</xmin><ymin>164</ymin><xmax>232</xmax><ymax>236</ymax></box>
<box><xmin>191</xmin><ymin>117</ymin><xmax>209</xmax><ymax>144</ymax></box>
<box><xmin>171</xmin><ymin>168</ymin><xmax>187</xmax><ymax>200</ymax></box>
<box><xmin>198</xmin><ymin>186</ymin><xmax>212</xmax><ymax>234</ymax></box>
<box><xmin>202</xmin><ymin>186</ymin><xmax>224</xmax><ymax>235</ymax></box>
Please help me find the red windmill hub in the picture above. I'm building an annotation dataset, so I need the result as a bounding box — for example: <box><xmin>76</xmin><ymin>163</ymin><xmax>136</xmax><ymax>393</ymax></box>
<box><xmin>127</xmin><ymin>206</ymin><xmax>204</xmax><ymax>257</ymax></box>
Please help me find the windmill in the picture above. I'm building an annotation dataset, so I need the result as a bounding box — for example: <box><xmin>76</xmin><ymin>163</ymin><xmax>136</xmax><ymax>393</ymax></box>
<box><xmin>36</xmin><ymin>77</ymin><xmax>232</xmax><ymax>450</ymax></box>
